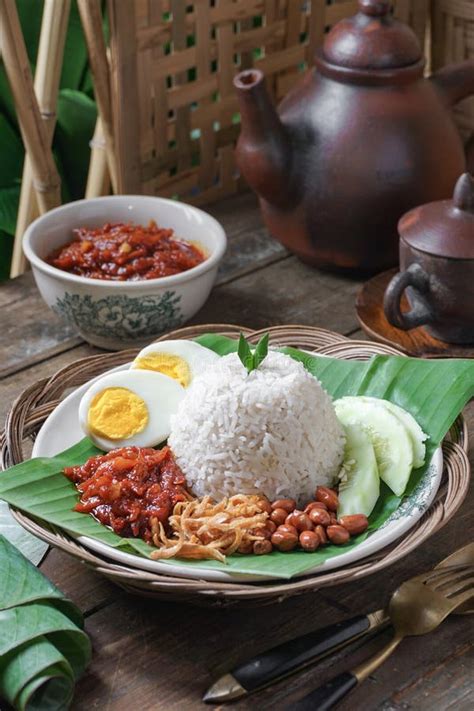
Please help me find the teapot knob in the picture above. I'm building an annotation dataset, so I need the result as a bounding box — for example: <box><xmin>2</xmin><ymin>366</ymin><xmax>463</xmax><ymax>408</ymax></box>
<box><xmin>358</xmin><ymin>0</ymin><xmax>391</xmax><ymax>16</ymax></box>
<box><xmin>453</xmin><ymin>173</ymin><xmax>474</xmax><ymax>213</ymax></box>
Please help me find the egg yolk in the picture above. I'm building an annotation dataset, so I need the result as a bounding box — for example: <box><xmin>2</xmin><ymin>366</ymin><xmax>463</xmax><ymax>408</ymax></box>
<box><xmin>134</xmin><ymin>353</ymin><xmax>191</xmax><ymax>387</ymax></box>
<box><xmin>88</xmin><ymin>387</ymin><xmax>149</xmax><ymax>440</ymax></box>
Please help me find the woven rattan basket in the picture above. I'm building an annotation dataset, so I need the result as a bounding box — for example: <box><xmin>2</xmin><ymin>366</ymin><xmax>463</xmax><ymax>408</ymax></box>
<box><xmin>1</xmin><ymin>325</ymin><xmax>470</xmax><ymax>607</ymax></box>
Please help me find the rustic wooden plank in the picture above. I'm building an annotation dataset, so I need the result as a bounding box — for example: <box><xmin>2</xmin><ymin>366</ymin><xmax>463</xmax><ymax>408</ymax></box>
<box><xmin>191</xmin><ymin>256</ymin><xmax>362</xmax><ymax>334</ymax></box>
<box><xmin>386</xmin><ymin>643</ymin><xmax>473</xmax><ymax>710</ymax></box>
<box><xmin>70</xmin><ymin>590</ymin><xmax>351</xmax><ymax>711</ymax></box>
<box><xmin>40</xmin><ymin>547</ymin><xmax>117</xmax><ymax>615</ymax></box>
<box><xmin>0</xmin><ymin>284</ymin><xmax>82</xmax><ymax>379</ymax></box>
<box><xmin>0</xmin><ymin>343</ymin><xmax>100</xmax><ymax>424</ymax></box>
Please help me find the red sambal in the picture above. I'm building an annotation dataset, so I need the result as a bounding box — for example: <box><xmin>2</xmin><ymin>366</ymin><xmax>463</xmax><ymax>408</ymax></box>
<box><xmin>47</xmin><ymin>221</ymin><xmax>205</xmax><ymax>281</ymax></box>
<box><xmin>63</xmin><ymin>446</ymin><xmax>190</xmax><ymax>542</ymax></box>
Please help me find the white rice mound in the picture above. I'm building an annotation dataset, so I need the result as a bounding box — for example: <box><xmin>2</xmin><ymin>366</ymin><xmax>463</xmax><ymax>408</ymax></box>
<box><xmin>168</xmin><ymin>350</ymin><xmax>345</xmax><ymax>505</ymax></box>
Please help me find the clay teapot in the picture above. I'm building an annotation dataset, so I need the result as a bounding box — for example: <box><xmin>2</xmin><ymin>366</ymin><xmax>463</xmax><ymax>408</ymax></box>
<box><xmin>384</xmin><ymin>173</ymin><xmax>474</xmax><ymax>344</ymax></box>
<box><xmin>233</xmin><ymin>0</ymin><xmax>474</xmax><ymax>273</ymax></box>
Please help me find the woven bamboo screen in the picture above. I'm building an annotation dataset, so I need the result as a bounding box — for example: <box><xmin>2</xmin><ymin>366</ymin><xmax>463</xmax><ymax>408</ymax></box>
<box><xmin>432</xmin><ymin>0</ymin><xmax>474</xmax><ymax>142</ymax></box>
<box><xmin>106</xmin><ymin>0</ymin><xmax>431</xmax><ymax>205</ymax></box>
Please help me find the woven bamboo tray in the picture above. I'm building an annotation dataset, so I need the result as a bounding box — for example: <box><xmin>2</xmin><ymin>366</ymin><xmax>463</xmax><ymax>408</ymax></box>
<box><xmin>1</xmin><ymin>325</ymin><xmax>470</xmax><ymax>607</ymax></box>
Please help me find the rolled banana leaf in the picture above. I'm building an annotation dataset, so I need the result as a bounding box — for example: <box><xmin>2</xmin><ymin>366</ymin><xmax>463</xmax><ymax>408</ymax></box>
<box><xmin>0</xmin><ymin>535</ymin><xmax>91</xmax><ymax>710</ymax></box>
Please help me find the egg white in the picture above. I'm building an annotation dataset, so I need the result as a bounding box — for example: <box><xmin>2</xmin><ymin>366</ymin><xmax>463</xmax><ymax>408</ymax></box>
<box><xmin>78</xmin><ymin>369</ymin><xmax>185</xmax><ymax>451</ymax></box>
<box><xmin>130</xmin><ymin>339</ymin><xmax>219</xmax><ymax>386</ymax></box>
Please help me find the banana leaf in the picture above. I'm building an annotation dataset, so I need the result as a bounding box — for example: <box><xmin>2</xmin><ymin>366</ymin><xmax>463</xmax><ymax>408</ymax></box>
<box><xmin>0</xmin><ymin>501</ymin><xmax>47</xmax><ymax>566</ymax></box>
<box><xmin>55</xmin><ymin>90</ymin><xmax>97</xmax><ymax>200</ymax></box>
<box><xmin>0</xmin><ymin>535</ymin><xmax>91</xmax><ymax>711</ymax></box>
<box><xmin>0</xmin><ymin>117</ymin><xmax>23</xmax><ymax>188</ymax></box>
<box><xmin>0</xmin><ymin>186</ymin><xmax>21</xmax><ymax>235</ymax></box>
<box><xmin>0</xmin><ymin>229</ymin><xmax>14</xmax><ymax>281</ymax></box>
<box><xmin>0</xmin><ymin>337</ymin><xmax>473</xmax><ymax>580</ymax></box>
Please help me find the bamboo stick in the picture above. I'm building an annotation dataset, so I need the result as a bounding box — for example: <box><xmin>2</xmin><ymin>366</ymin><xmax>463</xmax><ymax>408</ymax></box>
<box><xmin>107</xmin><ymin>0</ymin><xmax>141</xmax><ymax>193</ymax></box>
<box><xmin>0</xmin><ymin>0</ymin><xmax>61</xmax><ymax>223</ymax></box>
<box><xmin>85</xmin><ymin>116</ymin><xmax>111</xmax><ymax>198</ymax></box>
<box><xmin>78</xmin><ymin>0</ymin><xmax>118</xmax><ymax>193</ymax></box>
<box><xmin>9</xmin><ymin>0</ymin><xmax>71</xmax><ymax>278</ymax></box>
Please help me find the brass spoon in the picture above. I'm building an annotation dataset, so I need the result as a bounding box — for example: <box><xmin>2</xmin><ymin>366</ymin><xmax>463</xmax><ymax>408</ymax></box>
<box><xmin>289</xmin><ymin>564</ymin><xmax>474</xmax><ymax>710</ymax></box>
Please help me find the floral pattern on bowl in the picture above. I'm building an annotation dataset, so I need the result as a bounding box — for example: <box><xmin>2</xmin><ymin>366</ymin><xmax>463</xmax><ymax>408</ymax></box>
<box><xmin>53</xmin><ymin>291</ymin><xmax>183</xmax><ymax>341</ymax></box>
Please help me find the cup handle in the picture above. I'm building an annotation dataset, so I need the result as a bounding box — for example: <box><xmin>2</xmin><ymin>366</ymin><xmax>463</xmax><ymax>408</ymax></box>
<box><xmin>383</xmin><ymin>263</ymin><xmax>433</xmax><ymax>330</ymax></box>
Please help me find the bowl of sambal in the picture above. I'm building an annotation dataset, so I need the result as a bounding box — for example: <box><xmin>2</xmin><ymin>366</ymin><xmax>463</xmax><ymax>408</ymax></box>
<box><xmin>23</xmin><ymin>195</ymin><xmax>227</xmax><ymax>349</ymax></box>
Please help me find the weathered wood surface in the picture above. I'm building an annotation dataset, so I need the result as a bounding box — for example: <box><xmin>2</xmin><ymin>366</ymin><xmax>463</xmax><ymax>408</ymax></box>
<box><xmin>0</xmin><ymin>191</ymin><xmax>473</xmax><ymax>711</ymax></box>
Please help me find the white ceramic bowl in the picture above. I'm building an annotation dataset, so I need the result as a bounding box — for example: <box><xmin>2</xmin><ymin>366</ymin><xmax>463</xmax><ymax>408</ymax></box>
<box><xmin>23</xmin><ymin>196</ymin><xmax>227</xmax><ymax>350</ymax></box>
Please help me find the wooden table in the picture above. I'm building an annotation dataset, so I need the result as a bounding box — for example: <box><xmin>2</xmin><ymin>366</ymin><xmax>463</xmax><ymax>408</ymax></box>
<box><xmin>1</xmin><ymin>193</ymin><xmax>473</xmax><ymax>710</ymax></box>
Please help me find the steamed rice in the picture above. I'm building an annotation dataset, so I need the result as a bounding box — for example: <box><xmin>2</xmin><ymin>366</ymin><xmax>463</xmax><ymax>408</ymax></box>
<box><xmin>168</xmin><ymin>350</ymin><xmax>345</xmax><ymax>505</ymax></box>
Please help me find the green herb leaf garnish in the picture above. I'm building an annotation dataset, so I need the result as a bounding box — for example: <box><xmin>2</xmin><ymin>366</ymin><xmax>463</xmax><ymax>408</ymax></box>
<box><xmin>253</xmin><ymin>333</ymin><xmax>269</xmax><ymax>369</ymax></box>
<box><xmin>238</xmin><ymin>332</ymin><xmax>269</xmax><ymax>373</ymax></box>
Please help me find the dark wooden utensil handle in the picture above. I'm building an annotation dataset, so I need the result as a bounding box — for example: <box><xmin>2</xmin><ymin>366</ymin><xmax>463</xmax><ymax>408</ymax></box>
<box><xmin>287</xmin><ymin>671</ymin><xmax>358</xmax><ymax>710</ymax></box>
<box><xmin>384</xmin><ymin>263</ymin><xmax>433</xmax><ymax>330</ymax></box>
<box><xmin>233</xmin><ymin>615</ymin><xmax>370</xmax><ymax>693</ymax></box>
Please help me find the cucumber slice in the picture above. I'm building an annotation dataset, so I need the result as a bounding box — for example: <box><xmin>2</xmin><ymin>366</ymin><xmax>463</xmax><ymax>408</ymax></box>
<box><xmin>342</xmin><ymin>396</ymin><xmax>427</xmax><ymax>469</ymax></box>
<box><xmin>338</xmin><ymin>423</ymin><xmax>380</xmax><ymax>517</ymax></box>
<box><xmin>335</xmin><ymin>398</ymin><xmax>414</xmax><ymax>497</ymax></box>
<box><xmin>358</xmin><ymin>396</ymin><xmax>427</xmax><ymax>468</ymax></box>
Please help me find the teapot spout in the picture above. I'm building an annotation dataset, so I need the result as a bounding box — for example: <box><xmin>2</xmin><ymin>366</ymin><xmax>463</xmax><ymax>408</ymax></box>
<box><xmin>430</xmin><ymin>60</ymin><xmax>474</xmax><ymax>107</ymax></box>
<box><xmin>234</xmin><ymin>70</ymin><xmax>295</xmax><ymax>207</ymax></box>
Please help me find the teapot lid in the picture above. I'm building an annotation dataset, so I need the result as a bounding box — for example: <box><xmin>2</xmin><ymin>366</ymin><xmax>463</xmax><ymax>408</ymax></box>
<box><xmin>399</xmin><ymin>174</ymin><xmax>474</xmax><ymax>260</ymax></box>
<box><xmin>323</xmin><ymin>0</ymin><xmax>422</xmax><ymax>70</ymax></box>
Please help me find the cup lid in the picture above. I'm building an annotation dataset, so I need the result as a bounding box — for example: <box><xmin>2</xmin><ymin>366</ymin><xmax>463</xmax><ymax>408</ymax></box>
<box><xmin>322</xmin><ymin>0</ymin><xmax>422</xmax><ymax>71</ymax></box>
<box><xmin>398</xmin><ymin>174</ymin><xmax>474</xmax><ymax>260</ymax></box>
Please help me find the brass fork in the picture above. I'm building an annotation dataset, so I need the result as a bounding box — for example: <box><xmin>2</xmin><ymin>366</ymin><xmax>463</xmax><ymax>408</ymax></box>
<box><xmin>289</xmin><ymin>564</ymin><xmax>474</xmax><ymax>711</ymax></box>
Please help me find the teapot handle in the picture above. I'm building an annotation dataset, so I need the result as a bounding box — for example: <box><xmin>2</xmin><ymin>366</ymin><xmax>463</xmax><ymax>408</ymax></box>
<box><xmin>383</xmin><ymin>264</ymin><xmax>433</xmax><ymax>331</ymax></box>
<box><xmin>430</xmin><ymin>60</ymin><xmax>474</xmax><ymax>107</ymax></box>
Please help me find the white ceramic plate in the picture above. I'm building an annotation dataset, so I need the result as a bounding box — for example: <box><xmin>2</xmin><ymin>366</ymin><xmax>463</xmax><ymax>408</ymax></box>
<box><xmin>32</xmin><ymin>363</ymin><xmax>443</xmax><ymax>583</ymax></box>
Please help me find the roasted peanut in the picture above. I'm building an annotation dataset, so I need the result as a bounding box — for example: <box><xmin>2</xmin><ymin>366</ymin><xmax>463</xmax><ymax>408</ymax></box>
<box><xmin>249</xmin><ymin>525</ymin><xmax>272</xmax><ymax>540</ymax></box>
<box><xmin>338</xmin><ymin>514</ymin><xmax>369</xmax><ymax>536</ymax></box>
<box><xmin>237</xmin><ymin>540</ymin><xmax>254</xmax><ymax>554</ymax></box>
<box><xmin>308</xmin><ymin>507</ymin><xmax>331</xmax><ymax>527</ymax></box>
<box><xmin>299</xmin><ymin>530</ymin><xmax>320</xmax><ymax>552</ymax></box>
<box><xmin>256</xmin><ymin>497</ymin><xmax>273</xmax><ymax>515</ymax></box>
<box><xmin>314</xmin><ymin>524</ymin><xmax>328</xmax><ymax>545</ymax></box>
<box><xmin>271</xmin><ymin>498</ymin><xmax>297</xmax><ymax>513</ymax></box>
<box><xmin>270</xmin><ymin>507</ymin><xmax>288</xmax><ymax>526</ymax></box>
<box><xmin>296</xmin><ymin>513</ymin><xmax>313</xmax><ymax>532</ymax></box>
<box><xmin>277</xmin><ymin>524</ymin><xmax>298</xmax><ymax>537</ymax></box>
<box><xmin>286</xmin><ymin>511</ymin><xmax>313</xmax><ymax>532</ymax></box>
<box><xmin>253</xmin><ymin>539</ymin><xmax>273</xmax><ymax>555</ymax></box>
<box><xmin>327</xmin><ymin>524</ymin><xmax>350</xmax><ymax>545</ymax></box>
<box><xmin>304</xmin><ymin>501</ymin><xmax>328</xmax><ymax>513</ymax></box>
<box><xmin>266</xmin><ymin>520</ymin><xmax>277</xmax><ymax>534</ymax></box>
<box><xmin>315</xmin><ymin>486</ymin><xmax>339</xmax><ymax>511</ymax></box>
<box><xmin>285</xmin><ymin>510</ymin><xmax>303</xmax><ymax>528</ymax></box>
<box><xmin>271</xmin><ymin>528</ymin><xmax>298</xmax><ymax>551</ymax></box>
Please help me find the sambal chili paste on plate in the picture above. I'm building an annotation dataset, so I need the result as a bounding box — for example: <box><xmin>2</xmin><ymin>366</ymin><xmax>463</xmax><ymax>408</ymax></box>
<box><xmin>63</xmin><ymin>445</ymin><xmax>191</xmax><ymax>542</ymax></box>
<box><xmin>47</xmin><ymin>221</ymin><xmax>206</xmax><ymax>281</ymax></box>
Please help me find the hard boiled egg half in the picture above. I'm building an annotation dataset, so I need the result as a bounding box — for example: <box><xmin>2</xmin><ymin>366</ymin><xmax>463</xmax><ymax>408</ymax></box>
<box><xmin>79</xmin><ymin>369</ymin><xmax>185</xmax><ymax>451</ymax></box>
<box><xmin>131</xmin><ymin>339</ymin><xmax>219</xmax><ymax>388</ymax></box>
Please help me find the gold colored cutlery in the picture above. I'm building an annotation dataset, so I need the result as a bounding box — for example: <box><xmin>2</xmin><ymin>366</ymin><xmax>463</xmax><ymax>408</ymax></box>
<box><xmin>290</xmin><ymin>563</ymin><xmax>474</xmax><ymax>710</ymax></box>
<box><xmin>204</xmin><ymin>544</ymin><xmax>474</xmax><ymax>704</ymax></box>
